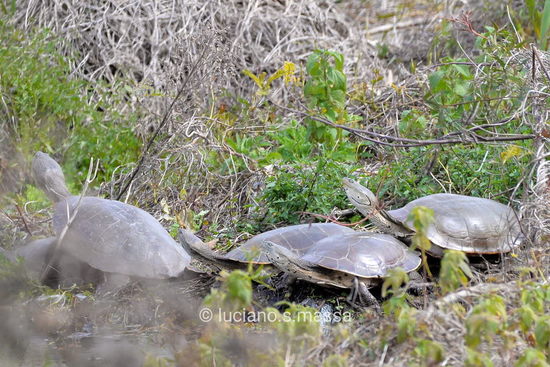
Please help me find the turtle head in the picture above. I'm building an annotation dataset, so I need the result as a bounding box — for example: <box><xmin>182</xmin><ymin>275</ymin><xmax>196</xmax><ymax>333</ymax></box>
<box><xmin>177</xmin><ymin>228</ymin><xmax>205</xmax><ymax>254</ymax></box>
<box><xmin>342</xmin><ymin>178</ymin><xmax>380</xmax><ymax>217</ymax></box>
<box><xmin>260</xmin><ymin>241</ymin><xmax>296</xmax><ymax>265</ymax></box>
<box><xmin>261</xmin><ymin>241</ymin><xmax>317</xmax><ymax>275</ymax></box>
<box><xmin>32</xmin><ymin>151</ymin><xmax>71</xmax><ymax>203</ymax></box>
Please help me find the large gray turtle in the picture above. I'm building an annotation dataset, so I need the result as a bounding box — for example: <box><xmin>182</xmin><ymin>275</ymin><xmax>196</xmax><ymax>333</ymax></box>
<box><xmin>261</xmin><ymin>232</ymin><xmax>421</xmax><ymax>306</ymax></box>
<box><xmin>343</xmin><ymin>178</ymin><xmax>523</xmax><ymax>257</ymax></box>
<box><xmin>178</xmin><ymin>223</ymin><xmax>356</xmax><ymax>270</ymax></box>
<box><xmin>31</xmin><ymin>152</ymin><xmax>191</xmax><ymax>286</ymax></box>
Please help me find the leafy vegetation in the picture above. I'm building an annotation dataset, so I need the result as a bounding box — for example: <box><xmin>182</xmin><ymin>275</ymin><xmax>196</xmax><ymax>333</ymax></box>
<box><xmin>0</xmin><ymin>18</ymin><xmax>141</xmax><ymax>191</ymax></box>
<box><xmin>257</xmin><ymin>160</ymin><xmax>359</xmax><ymax>227</ymax></box>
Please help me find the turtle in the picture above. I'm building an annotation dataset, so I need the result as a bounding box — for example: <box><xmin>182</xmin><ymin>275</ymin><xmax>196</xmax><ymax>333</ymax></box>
<box><xmin>31</xmin><ymin>151</ymin><xmax>192</xmax><ymax>289</ymax></box>
<box><xmin>342</xmin><ymin>178</ymin><xmax>523</xmax><ymax>257</ymax></box>
<box><xmin>178</xmin><ymin>223</ymin><xmax>356</xmax><ymax>270</ymax></box>
<box><xmin>260</xmin><ymin>231</ymin><xmax>421</xmax><ymax>306</ymax></box>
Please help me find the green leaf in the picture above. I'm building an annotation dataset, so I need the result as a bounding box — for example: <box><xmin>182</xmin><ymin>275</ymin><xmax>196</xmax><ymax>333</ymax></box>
<box><xmin>541</xmin><ymin>0</ymin><xmax>550</xmax><ymax>50</ymax></box>
<box><xmin>465</xmin><ymin>347</ymin><xmax>494</xmax><ymax>367</ymax></box>
<box><xmin>517</xmin><ymin>305</ymin><xmax>537</xmax><ymax>333</ymax></box>
<box><xmin>428</xmin><ymin>70</ymin><xmax>445</xmax><ymax>91</ymax></box>
<box><xmin>439</xmin><ymin>250</ymin><xmax>471</xmax><ymax>294</ymax></box>
<box><xmin>452</xmin><ymin>63</ymin><xmax>471</xmax><ymax>77</ymax></box>
<box><xmin>327</xmin><ymin>69</ymin><xmax>346</xmax><ymax>90</ymax></box>
<box><xmin>534</xmin><ymin>316</ymin><xmax>550</xmax><ymax>350</ymax></box>
<box><xmin>329</xmin><ymin>89</ymin><xmax>346</xmax><ymax>106</ymax></box>
<box><xmin>381</xmin><ymin>268</ymin><xmax>409</xmax><ymax>297</ymax></box>
<box><xmin>515</xmin><ymin>348</ymin><xmax>549</xmax><ymax>367</ymax></box>
<box><xmin>304</xmin><ymin>82</ymin><xmax>327</xmax><ymax>98</ymax></box>
<box><xmin>414</xmin><ymin>339</ymin><xmax>445</xmax><ymax>365</ymax></box>
<box><xmin>329</xmin><ymin>50</ymin><xmax>345</xmax><ymax>71</ymax></box>
<box><xmin>225</xmin><ymin>270</ymin><xmax>253</xmax><ymax>308</ymax></box>
<box><xmin>306</xmin><ymin>52</ymin><xmax>322</xmax><ymax>76</ymax></box>
<box><xmin>453</xmin><ymin>82</ymin><xmax>470</xmax><ymax>97</ymax></box>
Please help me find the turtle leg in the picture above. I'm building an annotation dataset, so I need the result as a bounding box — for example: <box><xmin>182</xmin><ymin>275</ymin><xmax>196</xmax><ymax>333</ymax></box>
<box><xmin>349</xmin><ymin>278</ymin><xmax>380</xmax><ymax>311</ymax></box>
<box><xmin>406</xmin><ymin>271</ymin><xmax>434</xmax><ymax>295</ymax></box>
<box><xmin>276</xmin><ymin>272</ymin><xmax>298</xmax><ymax>298</ymax></box>
<box><xmin>95</xmin><ymin>273</ymin><xmax>131</xmax><ymax>295</ymax></box>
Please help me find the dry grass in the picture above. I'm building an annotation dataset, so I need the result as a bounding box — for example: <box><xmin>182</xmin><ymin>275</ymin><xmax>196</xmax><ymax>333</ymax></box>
<box><xmin>16</xmin><ymin>0</ymin><xmax>382</xmax><ymax>105</ymax></box>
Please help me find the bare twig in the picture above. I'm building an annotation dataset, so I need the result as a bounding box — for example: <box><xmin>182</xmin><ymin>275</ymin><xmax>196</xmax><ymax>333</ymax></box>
<box><xmin>531</xmin><ymin>44</ymin><xmax>550</xmax><ymax>83</ymax></box>
<box><xmin>15</xmin><ymin>205</ymin><xmax>31</xmax><ymax>235</ymax></box>
<box><xmin>272</xmin><ymin>102</ymin><xmax>536</xmax><ymax>148</ymax></box>
<box><xmin>299</xmin><ymin>211</ymin><xmax>369</xmax><ymax>227</ymax></box>
<box><xmin>434</xmin><ymin>282</ymin><xmax>515</xmax><ymax>308</ymax></box>
<box><xmin>366</xmin><ymin>17</ymin><xmax>430</xmax><ymax>36</ymax></box>
<box><xmin>115</xmin><ymin>42</ymin><xmax>211</xmax><ymax>201</ymax></box>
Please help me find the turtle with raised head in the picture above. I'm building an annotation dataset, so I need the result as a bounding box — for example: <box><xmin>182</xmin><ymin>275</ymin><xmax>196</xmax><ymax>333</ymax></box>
<box><xmin>343</xmin><ymin>178</ymin><xmax>523</xmax><ymax>257</ymax></box>
<box><xmin>31</xmin><ymin>152</ymin><xmax>192</xmax><ymax>289</ymax></box>
<box><xmin>261</xmin><ymin>232</ymin><xmax>421</xmax><ymax>306</ymax></box>
<box><xmin>178</xmin><ymin>223</ymin><xmax>356</xmax><ymax>270</ymax></box>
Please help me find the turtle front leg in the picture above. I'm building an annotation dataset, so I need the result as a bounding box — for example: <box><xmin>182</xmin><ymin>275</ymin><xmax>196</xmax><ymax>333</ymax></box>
<box><xmin>95</xmin><ymin>272</ymin><xmax>131</xmax><ymax>295</ymax></box>
<box><xmin>406</xmin><ymin>271</ymin><xmax>434</xmax><ymax>295</ymax></box>
<box><xmin>349</xmin><ymin>278</ymin><xmax>380</xmax><ymax>312</ymax></box>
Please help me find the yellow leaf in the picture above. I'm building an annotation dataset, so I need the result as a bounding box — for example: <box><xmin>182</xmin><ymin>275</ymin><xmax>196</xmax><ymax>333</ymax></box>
<box><xmin>242</xmin><ymin>69</ymin><xmax>264</xmax><ymax>88</ymax></box>
<box><xmin>282</xmin><ymin>61</ymin><xmax>297</xmax><ymax>84</ymax></box>
<box><xmin>500</xmin><ymin>145</ymin><xmax>522</xmax><ymax>163</ymax></box>
<box><xmin>160</xmin><ymin>198</ymin><xmax>170</xmax><ymax>214</ymax></box>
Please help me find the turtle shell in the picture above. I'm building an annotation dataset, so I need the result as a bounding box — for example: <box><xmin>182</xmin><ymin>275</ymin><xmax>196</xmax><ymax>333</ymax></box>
<box><xmin>300</xmin><ymin>232</ymin><xmax>420</xmax><ymax>278</ymax></box>
<box><xmin>53</xmin><ymin>196</ymin><xmax>191</xmax><ymax>279</ymax></box>
<box><xmin>387</xmin><ymin>194</ymin><xmax>522</xmax><ymax>254</ymax></box>
<box><xmin>225</xmin><ymin>223</ymin><xmax>355</xmax><ymax>264</ymax></box>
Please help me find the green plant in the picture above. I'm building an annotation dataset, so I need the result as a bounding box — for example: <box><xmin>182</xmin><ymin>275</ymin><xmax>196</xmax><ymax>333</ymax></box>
<box><xmin>439</xmin><ymin>250</ymin><xmax>472</xmax><ymax>294</ymax></box>
<box><xmin>303</xmin><ymin>49</ymin><xmax>361</xmax><ymax>146</ymax></box>
<box><xmin>203</xmin><ymin>268</ymin><xmax>267</xmax><ymax>312</ymax></box>
<box><xmin>465</xmin><ymin>347</ymin><xmax>494</xmax><ymax>367</ymax></box>
<box><xmin>0</xmin><ymin>18</ymin><xmax>141</xmax><ymax>188</ymax></box>
<box><xmin>257</xmin><ymin>159</ymin><xmax>358</xmax><ymax>227</ymax></box>
<box><xmin>381</xmin><ymin>267</ymin><xmax>410</xmax><ymax>298</ymax></box>
<box><xmin>465</xmin><ymin>295</ymin><xmax>507</xmax><ymax>349</ymax></box>
<box><xmin>304</xmin><ymin>49</ymin><xmax>347</xmax><ymax>123</ymax></box>
<box><xmin>367</xmin><ymin>143</ymin><xmax>529</xmax><ymax>206</ymax></box>
<box><xmin>407</xmin><ymin>206</ymin><xmax>434</xmax><ymax>278</ymax></box>
<box><xmin>425</xmin><ymin>60</ymin><xmax>474</xmax><ymax>128</ymax></box>
<box><xmin>413</xmin><ymin>339</ymin><xmax>445</xmax><ymax>367</ymax></box>
<box><xmin>534</xmin><ymin>316</ymin><xmax>550</xmax><ymax>351</ymax></box>
<box><xmin>266</xmin><ymin>302</ymin><xmax>322</xmax><ymax>354</ymax></box>
<box><xmin>398</xmin><ymin>109</ymin><xmax>429</xmax><ymax>138</ymax></box>
<box><xmin>525</xmin><ymin>0</ymin><xmax>550</xmax><ymax>50</ymax></box>
<box><xmin>382</xmin><ymin>286</ymin><xmax>417</xmax><ymax>344</ymax></box>
<box><xmin>516</xmin><ymin>348</ymin><xmax>549</xmax><ymax>367</ymax></box>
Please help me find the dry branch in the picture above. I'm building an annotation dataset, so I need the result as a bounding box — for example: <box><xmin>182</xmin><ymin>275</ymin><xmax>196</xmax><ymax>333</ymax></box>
<box><xmin>273</xmin><ymin>102</ymin><xmax>536</xmax><ymax>148</ymax></box>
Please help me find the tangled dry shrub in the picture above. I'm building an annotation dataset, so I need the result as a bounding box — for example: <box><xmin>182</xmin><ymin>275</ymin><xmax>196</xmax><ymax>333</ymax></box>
<box><xmin>16</xmin><ymin>0</ymin><xmax>380</xmax><ymax>110</ymax></box>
